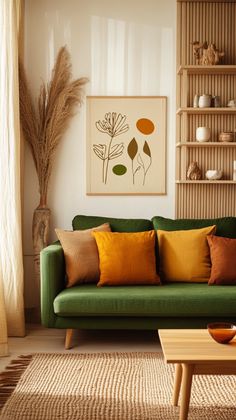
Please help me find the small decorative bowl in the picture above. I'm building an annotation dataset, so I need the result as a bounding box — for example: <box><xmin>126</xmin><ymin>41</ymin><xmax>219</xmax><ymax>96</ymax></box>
<box><xmin>205</xmin><ymin>169</ymin><xmax>223</xmax><ymax>180</ymax></box>
<box><xmin>219</xmin><ymin>131</ymin><xmax>234</xmax><ymax>142</ymax></box>
<box><xmin>227</xmin><ymin>99</ymin><xmax>236</xmax><ymax>108</ymax></box>
<box><xmin>207</xmin><ymin>322</ymin><xmax>236</xmax><ymax>344</ymax></box>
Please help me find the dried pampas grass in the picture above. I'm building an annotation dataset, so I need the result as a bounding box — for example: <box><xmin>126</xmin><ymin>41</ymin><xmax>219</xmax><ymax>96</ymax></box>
<box><xmin>19</xmin><ymin>46</ymin><xmax>88</xmax><ymax>206</ymax></box>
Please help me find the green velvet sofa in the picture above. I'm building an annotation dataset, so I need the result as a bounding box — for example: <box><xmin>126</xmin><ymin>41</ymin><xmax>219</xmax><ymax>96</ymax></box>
<box><xmin>40</xmin><ymin>215</ymin><xmax>236</xmax><ymax>348</ymax></box>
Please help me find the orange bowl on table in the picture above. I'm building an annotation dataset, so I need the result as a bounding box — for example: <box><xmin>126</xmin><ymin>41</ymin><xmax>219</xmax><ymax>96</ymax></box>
<box><xmin>207</xmin><ymin>322</ymin><xmax>236</xmax><ymax>344</ymax></box>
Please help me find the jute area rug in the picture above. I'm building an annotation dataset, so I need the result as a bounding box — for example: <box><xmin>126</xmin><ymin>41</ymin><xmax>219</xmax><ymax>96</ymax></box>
<box><xmin>0</xmin><ymin>352</ymin><xmax>235</xmax><ymax>420</ymax></box>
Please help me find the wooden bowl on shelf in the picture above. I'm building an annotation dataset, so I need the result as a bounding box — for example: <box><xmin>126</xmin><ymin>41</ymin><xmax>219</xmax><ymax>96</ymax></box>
<box><xmin>207</xmin><ymin>322</ymin><xmax>236</xmax><ymax>344</ymax></box>
<box><xmin>219</xmin><ymin>132</ymin><xmax>234</xmax><ymax>142</ymax></box>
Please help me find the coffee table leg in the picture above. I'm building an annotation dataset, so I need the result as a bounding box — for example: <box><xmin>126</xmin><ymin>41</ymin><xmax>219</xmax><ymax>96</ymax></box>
<box><xmin>179</xmin><ymin>364</ymin><xmax>194</xmax><ymax>420</ymax></box>
<box><xmin>173</xmin><ymin>363</ymin><xmax>183</xmax><ymax>406</ymax></box>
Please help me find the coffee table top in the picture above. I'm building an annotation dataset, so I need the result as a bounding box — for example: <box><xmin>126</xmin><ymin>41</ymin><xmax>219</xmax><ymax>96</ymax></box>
<box><xmin>159</xmin><ymin>329</ymin><xmax>236</xmax><ymax>363</ymax></box>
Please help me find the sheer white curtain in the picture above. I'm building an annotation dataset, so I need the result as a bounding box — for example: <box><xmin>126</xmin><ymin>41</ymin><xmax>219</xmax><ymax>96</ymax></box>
<box><xmin>90</xmin><ymin>16</ymin><xmax>173</xmax><ymax>96</ymax></box>
<box><xmin>0</xmin><ymin>0</ymin><xmax>25</xmax><ymax>342</ymax></box>
<box><xmin>0</xmin><ymin>281</ymin><xmax>8</xmax><ymax>356</ymax></box>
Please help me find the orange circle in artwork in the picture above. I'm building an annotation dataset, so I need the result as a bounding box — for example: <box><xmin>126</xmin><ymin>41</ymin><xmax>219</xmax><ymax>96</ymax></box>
<box><xmin>136</xmin><ymin>118</ymin><xmax>155</xmax><ymax>135</ymax></box>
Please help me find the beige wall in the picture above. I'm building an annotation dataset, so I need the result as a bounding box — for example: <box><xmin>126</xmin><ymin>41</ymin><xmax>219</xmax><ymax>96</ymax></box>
<box><xmin>23</xmin><ymin>0</ymin><xmax>176</xmax><ymax>307</ymax></box>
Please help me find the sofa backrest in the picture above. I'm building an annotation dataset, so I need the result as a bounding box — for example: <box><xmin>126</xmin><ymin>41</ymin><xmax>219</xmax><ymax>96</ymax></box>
<box><xmin>72</xmin><ymin>214</ymin><xmax>236</xmax><ymax>238</ymax></box>
<box><xmin>72</xmin><ymin>215</ymin><xmax>153</xmax><ymax>232</ymax></box>
<box><xmin>152</xmin><ymin>216</ymin><xmax>236</xmax><ymax>238</ymax></box>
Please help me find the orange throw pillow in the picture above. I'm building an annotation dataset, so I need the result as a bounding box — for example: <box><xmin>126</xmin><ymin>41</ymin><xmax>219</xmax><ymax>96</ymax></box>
<box><xmin>92</xmin><ymin>231</ymin><xmax>160</xmax><ymax>286</ymax></box>
<box><xmin>55</xmin><ymin>223</ymin><xmax>111</xmax><ymax>287</ymax></box>
<box><xmin>207</xmin><ymin>235</ymin><xmax>236</xmax><ymax>285</ymax></box>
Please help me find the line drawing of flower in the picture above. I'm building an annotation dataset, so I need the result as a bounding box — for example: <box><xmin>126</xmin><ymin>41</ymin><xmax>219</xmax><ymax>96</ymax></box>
<box><xmin>93</xmin><ymin>112</ymin><xmax>129</xmax><ymax>184</ymax></box>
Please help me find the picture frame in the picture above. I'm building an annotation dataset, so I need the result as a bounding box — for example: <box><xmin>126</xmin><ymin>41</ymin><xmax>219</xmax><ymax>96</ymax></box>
<box><xmin>86</xmin><ymin>96</ymin><xmax>167</xmax><ymax>195</ymax></box>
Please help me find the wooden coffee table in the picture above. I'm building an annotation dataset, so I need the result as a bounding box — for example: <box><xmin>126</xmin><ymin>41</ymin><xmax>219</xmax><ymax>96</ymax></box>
<box><xmin>159</xmin><ymin>329</ymin><xmax>236</xmax><ymax>420</ymax></box>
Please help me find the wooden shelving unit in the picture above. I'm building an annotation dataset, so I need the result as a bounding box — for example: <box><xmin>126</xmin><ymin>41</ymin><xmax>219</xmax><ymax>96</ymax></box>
<box><xmin>178</xmin><ymin>65</ymin><xmax>236</xmax><ymax>75</ymax></box>
<box><xmin>176</xmin><ymin>142</ymin><xmax>236</xmax><ymax>147</ymax></box>
<box><xmin>176</xmin><ymin>180</ymin><xmax>236</xmax><ymax>184</ymax></box>
<box><xmin>176</xmin><ymin>0</ymin><xmax>236</xmax><ymax>219</ymax></box>
<box><xmin>177</xmin><ymin>107</ymin><xmax>236</xmax><ymax>115</ymax></box>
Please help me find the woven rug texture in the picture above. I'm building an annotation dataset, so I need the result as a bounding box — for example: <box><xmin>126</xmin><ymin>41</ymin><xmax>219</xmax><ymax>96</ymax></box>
<box><xmin>0</xmin><ymin>352</ymin><xmax>235</xmax><ymax>419</ymax></box>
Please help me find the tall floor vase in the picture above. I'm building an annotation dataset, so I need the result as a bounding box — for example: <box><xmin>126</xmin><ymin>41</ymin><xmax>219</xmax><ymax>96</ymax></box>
<box><xmin>32</xmin><ymin>205</ymin><xmax>50</xmax><ymax>315</ymax></box>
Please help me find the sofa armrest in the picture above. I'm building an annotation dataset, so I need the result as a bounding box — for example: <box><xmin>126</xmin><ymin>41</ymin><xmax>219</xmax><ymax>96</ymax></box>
<box><xmin>40</xmin><ymin>243</ymin><xmax>65</xmax><ymax>327</ymax></box>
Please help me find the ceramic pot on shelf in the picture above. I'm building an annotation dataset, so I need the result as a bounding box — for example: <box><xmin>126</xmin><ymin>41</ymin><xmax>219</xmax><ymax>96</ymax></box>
<box><xmin>205</xmin><ymin>170</ymin><xmax>223</xmax><ymax>180</ymax></box>
<box><xmin>196</xmin><ymin>127</ymin><xmax>211</xmax><ymax>142</ymax></box>
<box><xmin>198</xmin><ymin>94</ymin><xmax>212</xmax><ymax>108</ymax></box>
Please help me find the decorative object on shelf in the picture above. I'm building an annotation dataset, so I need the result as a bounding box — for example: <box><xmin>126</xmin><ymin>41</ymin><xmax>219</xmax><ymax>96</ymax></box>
<box><xmin>192</xmin><ymin>41</ymin><xmax>225</xmax><ymax>65</ymax></box>
<box><xmin>227</xmin><ymin>99</ymin><xmax>236</xmax><ymax>108</ymax></box>
<box><xmin>196</xmin><ymin>127</ymin><xmax>211</xmax><ymax>142</ymax></box>
<box><xmin>205</xmin><ymin>169</ymin><xmax>223</xmax><ymax>180</ymax></box>
<box><xmin>193</xmin><ymin>94</ymin><xmax>199</xmax><ymax>108</ymax></box>
<box><xmin>198</xmin><ymin>94</ymin><xmax>212</xmax><ymax>108</ymax></box>
<box><xmin>187</xmin><ymin>162</ymin><xmax>202</xmax><ymax>180</ymax></box>
<box><xmin>233</xmin><ymin>161</ymin><xmax>236</xmax><ymax>181</ymax></box>
<box><xmin>212</xmin><ymin>95</ymin><xmax>221</xmax><ymax>108</ymax></box>
<box><xmin>219</xmin><ymin>131</ymin><xmax>234</xmax><ymax>142</ymax></box>
<box><xmin>19</xmin><ymin>46</ymin><xmax>88</xmax><ymax>299</ymax></box>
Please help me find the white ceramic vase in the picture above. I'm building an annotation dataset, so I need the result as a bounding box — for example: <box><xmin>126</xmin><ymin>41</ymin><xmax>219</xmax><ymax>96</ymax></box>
<box><xmin>198</xmin><ymin>94</ymin><xmax>212</xmax><ymax>108</ymax></box>
<box><xmin>196</xmin><ymin>127</ymin><xmax>211</xmax><ymax>142</ymax></box>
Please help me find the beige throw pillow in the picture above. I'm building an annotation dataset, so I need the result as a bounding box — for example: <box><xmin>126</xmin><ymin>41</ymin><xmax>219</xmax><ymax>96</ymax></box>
<box><xmin>55</xmin><ymin>223</ymin><xmax>111</xmax><ymax>287</ymax></box>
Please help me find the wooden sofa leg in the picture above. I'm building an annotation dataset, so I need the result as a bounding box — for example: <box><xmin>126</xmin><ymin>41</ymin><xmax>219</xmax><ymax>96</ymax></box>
<box><xmin>65</xmin><ymin>329</ymin><xmax>74</xmax><ymax>349</ymax></box>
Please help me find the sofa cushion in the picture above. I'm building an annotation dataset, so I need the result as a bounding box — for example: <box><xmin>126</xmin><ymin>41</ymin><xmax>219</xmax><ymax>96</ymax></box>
<box><xmin>152</xmin><ymin>216</ymin><xmax>236</xmax><ymax>238</ymax></box>
<box><xmin>157</xmin><ymin>226</ymin><xmax>216</xmax><ymax>283</ymax></box>
<box><xmin>207</xmin><ymin>235</ymin><xmax>236</xmax><ymax>285</ymax></box>
<box><xmin>93</xmin><ymin>231</ymin><xmax>160</xmax><ymax>286</ymax></box>
<box><xmin>72</xmin><ymin>215</ymin><xmax>152</xmax><ymax>232</ymax></box>
<box><xmin>53</xmin><ymin>283</ymin><xmax>236</xmax><ymax>317</ymax></box>
<box><xmin>55</xmin><ymin>223</ymin><xmax>111</xmax><ymax>287</ymax></box>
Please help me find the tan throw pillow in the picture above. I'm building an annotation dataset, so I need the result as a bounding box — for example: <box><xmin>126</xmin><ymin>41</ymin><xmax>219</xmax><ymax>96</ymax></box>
<box><xmin>55</xmin><ymin>223</ymin><xmax>111</xmax><ymax>287</ymax></box>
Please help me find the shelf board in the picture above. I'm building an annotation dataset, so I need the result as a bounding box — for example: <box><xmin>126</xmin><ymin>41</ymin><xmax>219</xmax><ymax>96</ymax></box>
<box><xmin>176</xmin><ymin>142</ymin><xmax>236</xmax><ymax>147</ymax></box>
<box><xmin>177</xmin><ymin>107</ymin><xmax>236</xmax><ymax>115</ymax></box>
<box><xmin>177</xmin><ymin>65</ymin><xmax>236</xmax><ymax>75</ymax></box>
<box><xmin>176</xmin><ymin>180</ymin><xmax>236</xmax><ymax>184</ymax></box>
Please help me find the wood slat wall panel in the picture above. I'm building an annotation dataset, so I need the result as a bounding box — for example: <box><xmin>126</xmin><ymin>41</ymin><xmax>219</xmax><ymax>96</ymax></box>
<box><xmin>176</xmin><ymin>184</ymin><xmax>236</xmax><ymax>218</ymax></box>
<box><xmin>187</xmin><ymin>147</ymin><xmax>236</xmax><ymax>179</ymax></box>
<box><xmin>188</xmin><ymin>114</ymin><xmax>236</xmax><ymax>142</ymax></box>
<box><xmin>176</xmin><ymin>0</ymin><xmax>236</xmax><ymax>218</ymax></box>
<box><xmin>186</xmin><ymin>75</ymin><xmax>236</xmax><ymax>108</ymax></box>
<box><xmin>178</xmin><ymin>2</ymin><xmax>236</xmax><ymax>66</ymax></box>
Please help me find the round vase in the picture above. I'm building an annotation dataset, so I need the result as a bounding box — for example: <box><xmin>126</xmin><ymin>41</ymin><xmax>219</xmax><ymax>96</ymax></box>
<box><xmin>198</xmin><ymin>94</ymin><xmax>212</xmax><ymax>108</ymax></box>
<box><xmin>196</xmin><ymin>127</ymin><xmax>211</xmax><ymax>142</ymax></box>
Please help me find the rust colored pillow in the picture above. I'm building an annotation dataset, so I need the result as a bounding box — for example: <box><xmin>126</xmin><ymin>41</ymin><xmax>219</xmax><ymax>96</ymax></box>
<box><xmin>207</xmin><ymin>235</ymin><xmax>236</xmax><ymax>285</ymax></box>
<box><xmin>55</xmin><ymin>223</ymin><xmax>111</xmax><ymax>287</ymax></box>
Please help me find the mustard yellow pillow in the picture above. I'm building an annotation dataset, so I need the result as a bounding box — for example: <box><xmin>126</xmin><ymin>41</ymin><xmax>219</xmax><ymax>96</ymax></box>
<box><xmin>157</xmin><ymin>225</ymin><xmax>216</xmax><ymax>283</ymax></box>
<box><xmin>92</xmin><ymin>231</ymin><xmax>160</xmax><ymax>286</ymax></box>
<box><xmin>55</xmin><ymin>223</ymin><xmax>111</xmax><ymax>287</ymax></box>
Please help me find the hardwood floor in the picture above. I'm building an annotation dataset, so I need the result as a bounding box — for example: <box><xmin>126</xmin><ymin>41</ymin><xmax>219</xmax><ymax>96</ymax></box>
<box><xmin>0</xmin><ymin>325</ymin><xmax>161</xmax><ymax>371</ymax></box>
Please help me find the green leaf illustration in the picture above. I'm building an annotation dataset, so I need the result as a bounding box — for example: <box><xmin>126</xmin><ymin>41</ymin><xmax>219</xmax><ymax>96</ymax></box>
<box><xmin>112</xmin><ymin>164</ymin><xmax>127</xmax><ymax>176</ymax></box>
<box><xmin>143</xmin><ymin>141</ymin><xmax>151</xmax><ymax>157</ymax></box>
<box><xmin>127</xmin><ymin>138</ymin><xmax>138</xmax><ymax>160</ymax></box>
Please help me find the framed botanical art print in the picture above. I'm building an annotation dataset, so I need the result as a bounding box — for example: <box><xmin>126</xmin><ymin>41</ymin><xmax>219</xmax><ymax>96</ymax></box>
<box><xmin>86</xmin><ymin>96</ymin><xmax>167</xmax><ymax>195</ymax></box>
